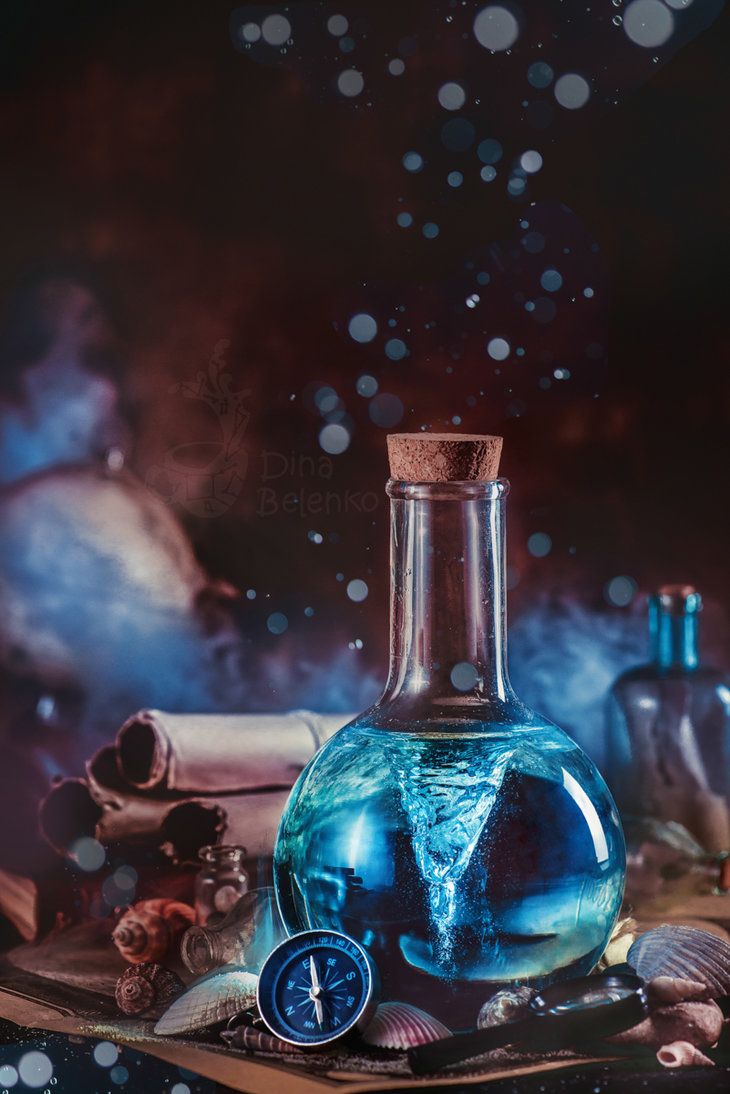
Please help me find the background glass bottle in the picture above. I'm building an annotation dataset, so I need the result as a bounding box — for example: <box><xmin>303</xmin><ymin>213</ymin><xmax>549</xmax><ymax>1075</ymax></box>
<box><xmin>606</xmin><ymin>585</ymin><xmax>730</xmax><ymax>855</ymax></box>
<box><xmin>274</xmin><ymin>435</ymin><xmax>625</xmax><ymax>1022</ymax></box>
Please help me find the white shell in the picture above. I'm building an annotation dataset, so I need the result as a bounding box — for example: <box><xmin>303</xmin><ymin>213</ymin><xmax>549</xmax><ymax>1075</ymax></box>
<box><xmin>154</xmin><ymin>969</ymin><xmax>258</xmax><ymax>1035</ymax></box>
<box><xmin>628</xmin><ymin>926</ymin><xmax>730</xmax><ymax>998</ymax></box>
<box><xmin>362</xmin><ymin>1002</ymin><xmax>451</xmax><ymax>1050</ymax></box>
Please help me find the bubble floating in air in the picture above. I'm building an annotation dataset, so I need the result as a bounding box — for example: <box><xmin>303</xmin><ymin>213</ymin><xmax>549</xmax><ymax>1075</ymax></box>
<box><xmin>477</xmin><ymin>138</ymin><xmax>503</xmax><ymax>164</ymax></box>
<box><xmin>388</xmin><ymin>58</ymin><xmax>405</xmax><ymax>75</ymax></box>
<box><xmin>396</xmin><ymin>211</ymin><xmax>413</xmax><ymax>227</ymax></box>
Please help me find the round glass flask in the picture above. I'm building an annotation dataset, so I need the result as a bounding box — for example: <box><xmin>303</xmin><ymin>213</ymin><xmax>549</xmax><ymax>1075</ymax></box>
<box><xmin>274</xmin><ymin>434</ymin><xmax>625</xmax><ymax>1021</ymax></box>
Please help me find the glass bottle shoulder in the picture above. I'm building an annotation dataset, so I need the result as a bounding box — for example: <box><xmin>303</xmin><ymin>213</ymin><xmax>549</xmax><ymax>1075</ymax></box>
<box><xmin>610</xmin><ymin>662</ymin><xmax>730</xmax><ymax>695</ymax></box>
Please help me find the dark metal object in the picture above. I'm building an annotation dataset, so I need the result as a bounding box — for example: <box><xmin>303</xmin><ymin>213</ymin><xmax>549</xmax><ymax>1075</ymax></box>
<box><xmin>408</xmin><ymin>973</ymin><xmax>648</xmax><ymax>1075</ymax></box>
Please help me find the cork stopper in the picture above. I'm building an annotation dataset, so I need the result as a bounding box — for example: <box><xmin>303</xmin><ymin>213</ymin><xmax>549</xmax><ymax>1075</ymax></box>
<box><xmin>387</xmin><ymin>433</ymin><xmax>502</xmax><ymax>483</ymax></box>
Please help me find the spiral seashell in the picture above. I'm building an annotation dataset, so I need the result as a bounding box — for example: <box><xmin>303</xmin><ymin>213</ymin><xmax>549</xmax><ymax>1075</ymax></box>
<box><xmin>477</xmin><ymin>987</ymin><xmax>533</xmax><ymax>1029</ymax></box>
<box><xmin>627</xmin><ymin>926</ymin><xmax>730</xmax><ymax>998</ymax></box>
<box><xmin>362</xmin><ymin>1002</ymin><xmax>451</xmax><ymax>1050</ymax></box>
<box><xmin>154</xmin><ymin>969</ymin><xmax>258</xmax><ymax>1035</ymax></box>
<box><xmin>115</xmin><ymin>962</ymin><xmax>184</xmax><ymax>1017</ymax></box>
<box><xmin>112</xmin><ymin>899</ymin><xmax>196</xmax><ymax>965</ymax></box>
<box><xmin>657</xmin><ymin>1041</ymin><xmax>715</xmax><ymax>1068</ymax></box>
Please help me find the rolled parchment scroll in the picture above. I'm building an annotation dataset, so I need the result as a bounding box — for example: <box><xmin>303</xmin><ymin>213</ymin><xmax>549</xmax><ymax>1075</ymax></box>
<box><xmin>116</xmin><ymin>709</ymin><xmax>347</xmax><ymax>793</ymax></box>
<box><xmin>39</xmin><ymin>709</ymin><xmax>352</xmax><ymax>861</ymax></box>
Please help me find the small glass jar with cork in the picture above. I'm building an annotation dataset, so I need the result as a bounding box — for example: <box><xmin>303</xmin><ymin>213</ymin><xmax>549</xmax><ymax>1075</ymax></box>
<box><xmin>194</xmin><ymin>845</ymin><xmax>249</xmax><ymax>925</ymax></box>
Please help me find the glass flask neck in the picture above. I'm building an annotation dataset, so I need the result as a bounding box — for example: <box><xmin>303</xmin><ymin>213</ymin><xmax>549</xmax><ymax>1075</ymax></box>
<box><xmin>649</xmin><ymin>595</ymin><xmax>700</xmax><ymax>671</ymax></box>
<box><xmin>382</xmin><ymin>479</ymin><xmax>514</xmax><ymax>709</ymax></box>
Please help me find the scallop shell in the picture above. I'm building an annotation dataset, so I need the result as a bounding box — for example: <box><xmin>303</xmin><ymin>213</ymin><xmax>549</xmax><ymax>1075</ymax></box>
<box><xmin>627</xmin><ymin>926</ymin><xmax>730</xmax><ymax>998</ymax></box>
<box><xmin>113</xmin><ymin>899</ymin><xmax>196</xmax><ymax>965</ymax></box>
<box><xmin>154</xmin><ymin>969</ymin><xmax>258</xmax><ymax>1035</ymax></box>
<box><xmin>115</xmin><ymin>962</ymin><xmax>184</xmax><ymax>1017</ymax></box>
<box><xmin>477</xmin><ymin>986</ymin><xmax>533</xmax><ymax>1029</ymax></box>
<box><xmin>362</xmin><ymin>1002</ymin><xmax>451</xmax><ymax>1050</ymax></box>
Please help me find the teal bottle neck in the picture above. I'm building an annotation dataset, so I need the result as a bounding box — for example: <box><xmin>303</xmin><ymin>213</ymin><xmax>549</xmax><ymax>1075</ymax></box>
<box><xmin>649</xmin><ymin>597</ymin><xmax>700</xmax><ymax>671</ymax></box>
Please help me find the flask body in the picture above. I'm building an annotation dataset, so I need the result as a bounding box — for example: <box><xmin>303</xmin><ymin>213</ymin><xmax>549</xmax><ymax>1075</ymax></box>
<box><xmin>275</xmin><ymin>476</ymin><xmax>624</xmax><ymax>1016</ymax></box>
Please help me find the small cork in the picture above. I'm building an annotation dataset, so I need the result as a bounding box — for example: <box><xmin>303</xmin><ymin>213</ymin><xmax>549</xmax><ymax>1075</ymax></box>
<box><xmin>387</xmin><ymin>432</ymin><xmax>502</xmax><ymax>483</ymax></box>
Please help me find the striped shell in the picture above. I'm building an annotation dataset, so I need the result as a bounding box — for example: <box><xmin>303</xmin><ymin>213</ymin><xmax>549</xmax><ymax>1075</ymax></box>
<box><xmin>115</xmin><ymin>963</ymin><xmax>184</xmax><ymax>1017</ymax></box>
<box><xmin>627</xmin><ymin>926</ymin><xmax>730</xmax><ymax>998</ymax></box>
<box><xmin>477</xmin><ymin>987</ymin><xmax>533</xmax><ymax>1029</ymax></box>
<box><xmin>362</xmin><ymin>1002</ymin><xmax>451</xmax><ymax>1050</ymax></box>
<box><xmin>154</xmin><ymin>969</ymin><xmax>258</xmax><ymax>1035</ymax></box>
<box><xmin>221</xmin><ymin>1025</ymin><xmax>300</xmax><ymax>1054</ymax></box>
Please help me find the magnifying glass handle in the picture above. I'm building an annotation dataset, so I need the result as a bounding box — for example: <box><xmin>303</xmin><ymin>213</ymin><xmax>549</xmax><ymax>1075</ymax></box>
<box><xmin>409</xmin><ymin>1019</ymin><xmax>528</xmax><ymax>1075</ymax></box>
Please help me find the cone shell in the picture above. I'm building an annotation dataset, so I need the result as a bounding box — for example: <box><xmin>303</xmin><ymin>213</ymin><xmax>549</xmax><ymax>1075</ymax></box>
<box><xmin>627</xmin><ymin>926</ymin><xmax>730</xmax><ymax>998</ymax></box>
<box><xmin>115</xmin><ymin>962</ymin><xmax>184</xmax><ymax>1017</ymax></box>
<box><xmin>113</xmin><ymin>899</ymin><xmax>196</xmax><ymax>965</ymax></box>
<box><xmin>362</xmin><ymin>1002</ymin><xmax>451</xmax><ymax>1050</ymax></box>
<box><xmin>477</xmin><ymin>987</ymin><xmax>533</xmax><ymax>1029</ymax></box>
<box><xmin>154</xmin><ymin>969</ymin><xmax>258</xmax><ymax>1035</ymax></box>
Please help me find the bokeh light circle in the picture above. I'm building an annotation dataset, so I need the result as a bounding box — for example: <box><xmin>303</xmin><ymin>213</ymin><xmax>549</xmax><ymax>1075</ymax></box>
<box><xmin>437</xmin><ymin>82</ymin><xmax>466</xmax><ymax>110</ymax></box>
<box><xmin>520</xmin><ymin>150</ymin><xmax>543</xmax><ymax>173</ymax></box>
<box><xmin>554</xmin><ymin>73</ymin><xmax>591</xmax><ymax>109</ymax></box>
<box><xmin>346</xmin><ymin>579</ymin><xmax>369</xmax><ymax>602</ymax></box>
<box><xmin>451</xmin><ymin>662</ymin><xmax>479</xmax><ymax>691</ymax></box>
<box><xmin>369</xmin><ymin>393</ymin><xmax>404</xmax><ymax>427</ymax></box>
<box><xmin>623</xmin><ymin>0</ymin><xmax>674</xmax><ymax>47</ymax></box>
<box><xmin>348</xmin><ymin>312</ymin><xmax>377</xmax><ymax>343</ymax></box>
<box><xmin>319</xmin><ymin>423</ymin><xmax>351</xmax><ymax>454</ymax></box>
<box><xmin>327</xmin><ymin>14</ymin><xmax>348</xmax><ymax>37</ymax></box>
<box><xmin>473</xmin><ymin>6</ymin><xmax>520</xmax><ymax>51</ymax></box>
<box><xmin>261</xmin><ymin>14</ymin><xmax>291</xmax><ymax>46</ymax></box>
<box><xmin>527</xmin><ymin>532</ymin><xmax>552</xmax><ymax>558</ymax></box>
<box><xmin>337</xmin><ymin>69</ymin><xmax>364</xmax><ymax>97</ymax></box>
<box><xmin>605</xmin><ymin>575</ymin><xmax>638</xmax><ymax>607</ymax></box>
<box><xmin>267</xmin><ymin>612</ymin><xmax>289</xmax><ymax>635</ymax></box>
<box><xmin>18</xmin><ymin>1052</ymin><xmax>53</xmax><ymax>1089</ymax></box>
<box><xmin>487</xmin><ymin>337</ymin><xmax>510</xmax><ymax>360</ymax></box>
